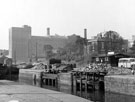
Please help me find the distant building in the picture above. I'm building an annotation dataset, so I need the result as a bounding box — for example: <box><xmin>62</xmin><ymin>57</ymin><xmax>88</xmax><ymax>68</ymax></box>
<box><xmin>87</xmin><ymin>31</ymin><xmax>128</xmax><ymax>55</ymax></box>
<box><xmin>9</xmin><ymin>25</ymin><xmax>31</xmax><ymax>63</ymax></box>
<box><xmin>9</xmin><ymin>25</ymin><xmax>68</xmax><ymax>64</ymax></box>
<box><xmin>0</xmin><ymin>49</ymin><xmax>8</xmax><ymax>56</ymax></box>
<box><xmin>132</xmin><ymin>35</ymin><xmax>135</xmax><ymax>41</ymax></box>
<box><xmin>128</xmin><ymin>35</ymin><xmax>135</xmax><ymax>48</ymax></box>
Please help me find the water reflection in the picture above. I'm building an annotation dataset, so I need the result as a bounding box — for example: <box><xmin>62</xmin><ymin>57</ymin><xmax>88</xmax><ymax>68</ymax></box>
<box><xmin>12</xmin><ymin>75</ymin><xmax>135</xmax><ymax>102</ymax></box>
<box><xmin>105</xmin><ymin>92</ymin><xmax>135</xmax><ymax>102</ymax></box>
<box><xmin>73</xmin><ymin>90</ymin><xmax>105</xmax><ymax>102</ymax></box>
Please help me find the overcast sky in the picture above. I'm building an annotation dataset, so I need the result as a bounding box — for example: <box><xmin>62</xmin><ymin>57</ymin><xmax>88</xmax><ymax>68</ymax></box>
<box><xmin>0</xmin><ymin>0</ymin><xmax>135</xmax><ymax>49</ymax></box>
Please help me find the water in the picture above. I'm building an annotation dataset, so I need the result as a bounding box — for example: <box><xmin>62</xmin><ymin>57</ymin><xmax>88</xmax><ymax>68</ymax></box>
<box><xmin>74</xmin><ymin>90</ymin><xmax>105</xmax><ymax>102</ymax></box>
<box><xmin>41</xmin><ymin>84</ymin><xmax>105</xmax><ymax>102</ymax></box>
<box><xmin>105</xmin><ymin>92</ymin><xmax>135</xmax><ymax>102</ymax></box>
<box><xmin>10</xmin><ymin>75</ymin><xmax>135</xmax><ymax>102</ymax></box>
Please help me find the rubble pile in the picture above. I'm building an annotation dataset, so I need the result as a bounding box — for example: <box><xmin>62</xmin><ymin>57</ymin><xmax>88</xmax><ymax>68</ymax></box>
<box><xmin>31</xmin><ymin>63</ymin><xmax>47</xmax><ymax>70</ymax></box>
<box><xmin>17</xmin><ymin>62</ymin><xmax>133</xmax><ymax>75</ymax></box>
<box><xmin>107</xmin><ymin>67</ymin><xmax>132</xmax><ymax>75</ymax></box>
<box><xmin>74</xmin><ymin>63</ymin><xmax>109</xmax><ymax>73</ymax></box>
<box><xmin>74</xmin><ymin>63</ymin><xmax>132</xmax><ymax>75</ymax></box>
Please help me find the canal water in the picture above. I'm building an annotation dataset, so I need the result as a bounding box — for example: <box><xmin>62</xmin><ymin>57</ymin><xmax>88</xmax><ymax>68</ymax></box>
<box><xmin>34</xmin><ymin>82</ymin><xmax>135</xmax><ymax>102</ymax></box>
<box><xmin>41</xmin><ymin>84</ymin><xmax>135</xmax><ymax>102</ymax></box>
<box><xmin>8</xmin><ymin>75</ymin><xmax>135</xmax><ymax>102</ymax></box>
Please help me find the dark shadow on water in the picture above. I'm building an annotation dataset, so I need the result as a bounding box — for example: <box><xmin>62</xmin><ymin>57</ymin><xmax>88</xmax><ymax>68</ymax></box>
<box><xmin>4</xmin><ymin>74</ymin><xmax>19</xmax><ymax>82</ymax></box>
<box><xmin>71</xmin><ymin>88</ymin><xmax>105</xmax><ymax>102</ymax></box>
<box><xmin>105</xmin><ymin>92</ymin><xmax>135</xmax><ymax>102</ymax></box>
<box><xmin>99</xmin><ymin>81</ymin><xmax>104</xmax><ymax>91</ymax></box>
<box><xmin>10</xmin><ymin>75</ymin><xmax>135</xmax><ymax>102</ymax></box>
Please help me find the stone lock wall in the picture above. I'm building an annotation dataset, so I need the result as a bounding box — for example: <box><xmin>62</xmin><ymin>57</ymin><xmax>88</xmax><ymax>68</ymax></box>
<box><xmin>19</xmin><ymin>69</ymin><xmax>43</xmax><ymax>87</ymax></box>
<box><xmin>58</xmin><ymin>72</ymin><xmax>73</xmax><ymax>94</ymax></box>
<box><xmin>105</xmin><ymin>75</ymin><xmax>135</xmax><ymax>96</ymax></box>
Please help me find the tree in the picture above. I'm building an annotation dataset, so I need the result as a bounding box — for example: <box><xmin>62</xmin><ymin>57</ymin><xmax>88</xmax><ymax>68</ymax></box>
<box><xmin>55</xmin><ymin>34</ymin><xmax>86</xmax><ymax>62</ymax></box>
<box><xmin>56</xmin><ymin>48</ymin><xmax>66</xmax><ymax>59</ymax></box>
<box><xmin>130</xmin><ymin>40</ymin><xmax>135</xmax><ymax>54</ymax></box>
<box><xmin>43</xmin><ymin>45</ymin><xmax>54</xmax><ymax>60</ymax></box>
<box><xmin>101</xmin><ymin>31</ymin><xmax>124</xmax><ymax>53</ymax></box>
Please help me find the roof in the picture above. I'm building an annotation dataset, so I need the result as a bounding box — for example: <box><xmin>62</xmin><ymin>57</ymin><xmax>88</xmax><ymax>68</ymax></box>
<box><xmin>92</xmin><ymin>53</ymin><xmax>130</xmax><ymax>58</ymax></box>
<box><xmin>119</xmin><ymin>58</ymin><xmax>135</xmax><ymax>60</ymax></box>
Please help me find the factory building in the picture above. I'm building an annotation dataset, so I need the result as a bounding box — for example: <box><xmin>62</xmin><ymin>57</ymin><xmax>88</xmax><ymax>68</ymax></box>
<box><xmin>9</xmin><ymin>25</ymin><xmax>67</xmax><ymax>64</ymax></box>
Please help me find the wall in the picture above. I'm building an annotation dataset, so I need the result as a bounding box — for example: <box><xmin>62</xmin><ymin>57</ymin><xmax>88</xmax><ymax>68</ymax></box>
<box><xmin>105</xmin><ymin>75</ymin><xmax>135</xmax><ymax>96</ymax></box>
<box><xmin>9</xmin><ymin>25</ymin><xmax>68</xmax><ymax>63</ymax></box>
<box><xmin>30</xmin><ymin>36</ymin><xmax>67</xmax><ymax>60</ymax></box>
<box><xmin>19</xmin><ymin>69</ymin><xmax>43</xmax><ymax>87</ymax></box>
<box><xmin>58</xmin><ymin>73</ymin><xmax>73</xmax><ymax>94</ymax></box>
<box><xmin>105</xmin><ymin>92</ymin><xmax>135</xmax><ymax>102</ymax></box>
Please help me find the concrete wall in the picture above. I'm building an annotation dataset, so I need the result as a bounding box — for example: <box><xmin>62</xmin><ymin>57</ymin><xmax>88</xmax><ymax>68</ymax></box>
<box><xmin>58</xmin><ymin>73</ymin><xmax>73</xmax><ymax>94</ymax></box>
<box><xmin>30</xmin><ymin>36</ymin><xmax>67</xmax><ymax>59</ymax></box>
<box><xmin>19</xmin><ymin>69</ymin><xmax>43</xmax><ymax>87</ymax></box>
<box><xmin>105</xmin><ymin>75</ymin><xmax>135</xmax><ymax>96</ymax></box>
<box><xmin>105</xmin><ymin>92</ymin><xmax>135</xmax><ymax>102</ymax></box>
<box><xmin>19</xmin><ymin>71</ymin><xmax>74</xmax><ymax>94</ymax></box>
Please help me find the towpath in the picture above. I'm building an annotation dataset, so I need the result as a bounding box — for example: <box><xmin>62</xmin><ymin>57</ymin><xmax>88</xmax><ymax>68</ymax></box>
<box><xmin>0</xmin><ymin>80</ymin><xmax>91</xmax><ymax>102</ymax></box>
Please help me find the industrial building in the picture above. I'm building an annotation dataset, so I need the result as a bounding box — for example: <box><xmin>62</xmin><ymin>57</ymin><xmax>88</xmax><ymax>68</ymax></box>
<box><xmin>9</xmin><ymin>25</ymin><xmax>68</xmax><ymax>64</ymax></box>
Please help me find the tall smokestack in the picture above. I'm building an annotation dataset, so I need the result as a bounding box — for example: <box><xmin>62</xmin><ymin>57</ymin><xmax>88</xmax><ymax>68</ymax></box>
<box><xmin>47</xmin><ymin>27</ymin><xmax>50</xmax><ymax>36</ymax></box>
<box><xmin>84</xmin><ymin>28</ymin><xmax>87</xmax><ymax>39</ymax></box>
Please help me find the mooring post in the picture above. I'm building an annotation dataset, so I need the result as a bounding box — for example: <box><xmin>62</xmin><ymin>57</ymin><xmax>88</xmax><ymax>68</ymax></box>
<box><xmin>51</xmin><ymin>79</ymin><xmax>53</xmax><ymax>86</ymax></box>
<box><xmin>73</xmin><ymin>72</ymin><xmax>77</xmax><ymax>94</ymax></box>
<box><xmin>71</xmin><ymin>72</ymin><xmax>74</xmax><ymax>94</ymax></box>
<box><xmin>55</xmin><ymin>78</ymin><xmax>57</xmax><ymax>88</ymax></box>
<box><xmin>93</xmin><ymin>72</ymin><xmax>95</xmax><ymax>90</ymax></box>
<box><xmin>56</xmin><ymin>74</ymin><xmax>59</xmax><ymax>89</ymax></box>
<box><xmin>9</xmin><ymin>66</ymin><xmax>12</xmax><ymax>80</ymax></box>
<box><xmin>49</xmin><ymin>79</ymin><xmax>51</xmax><ymax>86</ymax></box>
<box><xmin>85</xmin><ymin>72</ymin><xmax>88</xmax><ymax>96</ymax></box>
<box><xmin>52</xmin><ymin>79</ymin><xmax>55</xmax><ymax>87</ymax></box>
<box><xmin>80</xmin><ymin>72</ymin><xmax>82</xmax><ymax>96</ymax></box>
<box><xmin>44</xmin><ymin>78</ymin><xmax>46</xmax><ymax>85</ymax></box>
<box><xmin>40</xmin><ymin>72</ymin><xmax>43</xmax><ymax>87</ymax></box>
<box><xmin>46</xmin><ymin>78</ymin><xmax>48</xmax><ymax>85</ymax></box>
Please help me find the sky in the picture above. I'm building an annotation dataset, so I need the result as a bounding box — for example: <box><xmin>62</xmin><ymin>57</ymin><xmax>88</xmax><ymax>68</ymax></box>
<box><xmin>0</xmin><ymin>0</ymin><xmax>135</xmax><ymax>49</ymax></box>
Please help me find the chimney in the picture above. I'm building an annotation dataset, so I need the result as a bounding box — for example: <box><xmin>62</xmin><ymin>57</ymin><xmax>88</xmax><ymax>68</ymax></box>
<box><xmin>47</xmin><ymin>27</ymin><xmax>50</xmax><ymax>36</ymax></box>
<box><xmin>84</xmin><ymin>28</ymin><xmax>87</xmax><ymax>39</ymax></box>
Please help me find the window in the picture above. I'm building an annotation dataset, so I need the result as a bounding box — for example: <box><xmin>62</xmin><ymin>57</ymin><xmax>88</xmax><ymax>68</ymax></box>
<box><xmin>101</xmin><ymin>42</ymin><xmax>104</xmax><ymax>49</ymax></box>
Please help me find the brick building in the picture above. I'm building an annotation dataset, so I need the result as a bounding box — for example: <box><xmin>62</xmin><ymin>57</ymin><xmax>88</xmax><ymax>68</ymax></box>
<box><xmin>88</xmin><ymin>31</ymin><xmax>128</xmax><ymax>55</ymax></box>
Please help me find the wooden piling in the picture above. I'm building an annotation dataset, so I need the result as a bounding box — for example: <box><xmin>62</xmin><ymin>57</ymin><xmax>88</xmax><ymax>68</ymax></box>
<box><xmin>85</xmin><ymin>72</ymin><xmax>88</xmax><ymax>94</ymax></box>
<box><xmin>80</xmin><ymin>72</ymin><xmax>82</xmax><ymax>96</ymax></box>
<box><xmin>40</xmin><ymin>71</ymin><xmax>106</xmax><ymax>94</ymax></box>
<box><xmin>58</xmin><ymin>72</ymin><xmax>73</xmax><ymax>94</ymax></box>
<box><xmin>73</xmin><ymin>72</ymin><xmax>77</xmax><ymax>94</ymax></box>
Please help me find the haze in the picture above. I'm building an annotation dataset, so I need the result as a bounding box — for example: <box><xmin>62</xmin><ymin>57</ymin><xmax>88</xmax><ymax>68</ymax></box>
<box><xmin>0</xmin><ymin>0</ymin><xmax>135</xmax><ymax>49</ymax></box>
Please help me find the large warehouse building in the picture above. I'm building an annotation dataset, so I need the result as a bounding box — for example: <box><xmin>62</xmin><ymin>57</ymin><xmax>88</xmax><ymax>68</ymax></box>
<box><xmin>9</xmin><ymin>25</ymin><xmax>68</xmax><ymax>64</ymax></box>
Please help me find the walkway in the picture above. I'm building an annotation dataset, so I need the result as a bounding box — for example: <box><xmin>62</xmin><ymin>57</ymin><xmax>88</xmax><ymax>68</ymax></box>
<box><xmin>0</xmin><ymin>80</ymin><xmax>91</xmax><ymax>102</ymax></box>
